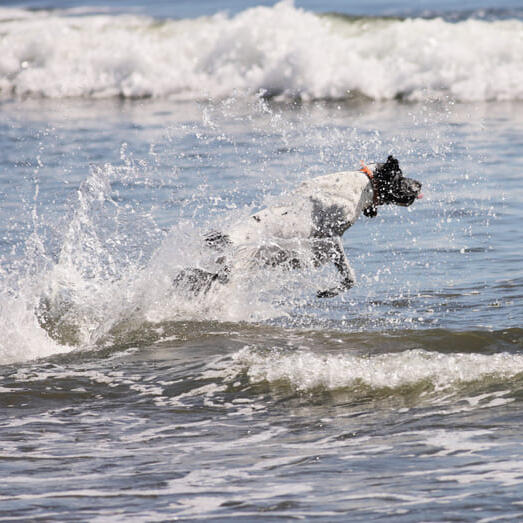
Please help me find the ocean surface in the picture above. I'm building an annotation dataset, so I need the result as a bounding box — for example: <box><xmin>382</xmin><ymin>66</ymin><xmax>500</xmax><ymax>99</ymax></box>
<box><xmin>1</xmin><ymin>0</ymin><xmax>522</xmax><ymax>520</ymax></box>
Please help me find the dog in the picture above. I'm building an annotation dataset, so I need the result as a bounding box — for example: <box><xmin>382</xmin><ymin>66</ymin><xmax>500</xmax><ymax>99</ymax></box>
<box><xmin>174</xmin><ymin>156</ymin><xmax>422</xmax><ymax>298</ymax></box>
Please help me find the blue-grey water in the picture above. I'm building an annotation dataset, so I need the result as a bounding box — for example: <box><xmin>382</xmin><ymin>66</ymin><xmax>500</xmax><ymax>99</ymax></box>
<box><xmin>1</xmin><ymin>1</ymin><xmax>522</xmax><ymax>520</ymax></box>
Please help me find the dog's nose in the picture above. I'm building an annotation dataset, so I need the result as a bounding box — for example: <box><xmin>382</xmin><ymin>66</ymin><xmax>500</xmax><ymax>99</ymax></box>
<box><xmin>411</xmin><ymin>180</ymin><xmax>422</xmax><ymax>192</ymax></box>
<box><xmin>412</xmin><ymin>180</ymin><xmax>423</xmax><ymax>199</ymax></box>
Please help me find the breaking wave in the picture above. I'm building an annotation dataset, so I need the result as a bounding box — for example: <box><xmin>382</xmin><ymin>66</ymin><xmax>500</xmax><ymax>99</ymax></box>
<box><xmin>1</xmin><ymin>1</ymin><xmax>522</xmax><ymax>102</ymax></box>
<box><xmin>232</xmin><ymin>339</ymin><xmax>523</xmax><ymax>394</ymax></box>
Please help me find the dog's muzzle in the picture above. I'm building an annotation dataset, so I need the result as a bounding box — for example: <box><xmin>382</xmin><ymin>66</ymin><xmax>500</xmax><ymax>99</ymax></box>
<box><xmin>392</xmin><ymin>177</ymin><xmax>423</xmax><ymax>206</ymax></box>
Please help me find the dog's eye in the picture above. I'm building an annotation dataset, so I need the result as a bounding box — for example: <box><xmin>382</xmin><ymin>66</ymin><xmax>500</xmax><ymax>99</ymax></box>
<box><xmin>392</xmin><ymin>174</ymin><xmax>402</xmax><ymax>184</ymax></box>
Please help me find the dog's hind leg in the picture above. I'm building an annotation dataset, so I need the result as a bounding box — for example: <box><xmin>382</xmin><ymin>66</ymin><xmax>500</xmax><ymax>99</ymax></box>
<box><xmin>173</xmin><ymin>265</ymin><xmax>230</xmax><ymax>296</ymax></box>
<box><xmin>171</xmin><ymin>231</ymin><xmax>232</xmax><ymax>296</ymax></box>
<box><xmin>204</xmin><ymin>231</ymin><xmax>231</xmax><ymax>251</ymax></box>
<box><xmin>315</xmin><ymin>237</ymin><xmax>355</xmax><ymax>298</ymax></box>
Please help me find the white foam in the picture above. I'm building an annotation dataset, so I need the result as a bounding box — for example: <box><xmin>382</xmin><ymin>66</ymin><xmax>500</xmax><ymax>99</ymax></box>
<box><xmin>0</xmin><ymin>288</ymin><xmax>72</xmax><ymax>366</ymax></box>
<box><xmin>0</xmin><ymin>164</ymin><xmax>131</xmax><ymax>365</ymax></box>
<box><xmin>0</xmin><ymin>1</ymin><xmax>521</xmax><ymax>101</ymax></box>
<box><xmin>233</xmin><ymin>346</ymin><xmax>523</xmax><ymax>392</ymax></box>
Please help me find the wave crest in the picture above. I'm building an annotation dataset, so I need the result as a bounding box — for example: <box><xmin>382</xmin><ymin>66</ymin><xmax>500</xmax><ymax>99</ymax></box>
<box><xmin>233</xmin><ymin>344</ymin><xmax>523</xmax><ymax>394</ymax></box>
<box><xmin>1</xmin><ymin>1</ymin><xmax>522</xmax><ymax>102</ymax></box>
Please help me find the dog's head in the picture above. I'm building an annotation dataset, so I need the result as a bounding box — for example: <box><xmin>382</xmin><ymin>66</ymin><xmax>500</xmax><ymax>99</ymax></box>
<box><xmin>374</xmin><ymin>156</ymin><xmax>422</xmax><ymax>207</ymax></box>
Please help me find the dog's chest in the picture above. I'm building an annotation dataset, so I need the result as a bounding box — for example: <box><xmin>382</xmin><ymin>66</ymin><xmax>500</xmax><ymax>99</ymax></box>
<box><xmin>299</xmin><ymin>172</ymin><xmax>368</xmax><ymax>234</ymax></box>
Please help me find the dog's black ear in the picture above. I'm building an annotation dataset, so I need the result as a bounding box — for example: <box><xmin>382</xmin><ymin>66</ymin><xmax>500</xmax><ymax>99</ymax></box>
<box><xmin>383</xmin><ymin>155</ymin><xmax>401</xmax><ymax>177</ymax></box>
<box><xmin>375</xmin><ymin>156</ymin><xmax>396</xmax><ymax>182</ymax></box>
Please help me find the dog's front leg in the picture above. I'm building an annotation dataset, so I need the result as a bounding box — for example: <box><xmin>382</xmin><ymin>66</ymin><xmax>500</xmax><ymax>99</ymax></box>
<box><xmin>316</xmin><ymin>237</ymin><xmax>355</xmax><ymax>298</ymax></box>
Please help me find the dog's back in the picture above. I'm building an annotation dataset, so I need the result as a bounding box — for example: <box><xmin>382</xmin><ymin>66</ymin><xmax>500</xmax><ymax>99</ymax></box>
<box><xmin>227</xmin><ymin>169</ymin><xmax>371</xmax><ymax>246</ymax></box>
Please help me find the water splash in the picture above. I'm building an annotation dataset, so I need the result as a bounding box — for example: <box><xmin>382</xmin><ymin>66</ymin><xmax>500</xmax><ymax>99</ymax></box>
<box><xmin>0</xmin><ymin>91</ymin><xmax>506</xmax><ymax>365</ymax></box>
<box><xmin>0</xmin><ymin>157</ymin><xmax>320</xmax><ymax>365</ymax></box>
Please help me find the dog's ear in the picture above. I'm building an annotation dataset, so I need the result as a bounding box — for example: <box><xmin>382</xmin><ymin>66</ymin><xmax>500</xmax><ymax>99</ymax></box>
<box><xmin>386</xmin><ymin>155</ymin><xmax>400</xmax><ymax>172</ymax></box>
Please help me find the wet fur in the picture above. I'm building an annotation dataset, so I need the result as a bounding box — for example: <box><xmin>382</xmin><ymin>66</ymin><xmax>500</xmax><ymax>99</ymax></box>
<box><xmin>174</xmin><ymin>156</ymin><xmax>421</xmax><ymax>298</ymax></box>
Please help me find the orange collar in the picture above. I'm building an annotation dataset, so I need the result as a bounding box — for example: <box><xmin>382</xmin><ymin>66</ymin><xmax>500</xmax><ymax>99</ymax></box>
<box><xmin>360</xmin><ymin>161</ymin><xmax>380</xmax><ymax>208</ymax></box>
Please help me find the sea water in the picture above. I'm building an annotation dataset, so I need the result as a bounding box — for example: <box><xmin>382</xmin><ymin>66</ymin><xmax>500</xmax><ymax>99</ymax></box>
<box><xmin>1</xmin><ymin>1</ymin><xmax>522</xmax><ymax>520</ymax></box>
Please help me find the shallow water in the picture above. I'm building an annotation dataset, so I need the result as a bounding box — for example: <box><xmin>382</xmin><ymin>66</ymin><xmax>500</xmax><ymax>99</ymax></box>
<box><xmin>1</xmin><ymin>1</ymin><xmax>523</xmax><ymax>520</ymax></box>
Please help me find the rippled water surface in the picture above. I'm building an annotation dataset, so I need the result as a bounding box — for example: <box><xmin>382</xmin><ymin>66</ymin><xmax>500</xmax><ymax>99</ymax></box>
<box><xmin>1</xmin><ymin>1</ymin><xmax>523</xmax><ymax>520</ymax></box>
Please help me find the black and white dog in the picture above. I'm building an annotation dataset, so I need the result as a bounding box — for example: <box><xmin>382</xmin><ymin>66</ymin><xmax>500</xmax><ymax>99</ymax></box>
<box><xmin>174</xmin><ymin>156</ymin><xmax>422</xmax><ymax>298</ymax></box>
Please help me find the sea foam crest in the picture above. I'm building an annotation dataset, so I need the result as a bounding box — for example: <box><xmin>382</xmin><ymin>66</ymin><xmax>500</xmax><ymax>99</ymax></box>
<box><xmin>233</xmin><ymin>347</ymin><xmax>523</xmax><ymax>392</ymax></box>
<box><xmin>0</xmin><ymin>1</ymin><xmax>522</xmax><ymax>101</ymax></box>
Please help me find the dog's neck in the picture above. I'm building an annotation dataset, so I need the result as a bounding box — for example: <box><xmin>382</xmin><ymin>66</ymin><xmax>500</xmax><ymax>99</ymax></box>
<box><xmin>360</xmin><ymin>163</ymin><xmax>381</xmax><ymax>217</ymax></box>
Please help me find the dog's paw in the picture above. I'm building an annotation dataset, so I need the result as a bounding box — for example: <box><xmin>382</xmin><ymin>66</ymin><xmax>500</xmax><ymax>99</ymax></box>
<box><xmin>316</xmin><ymin>288</ymin><xmax>339</xmax><ymax>299</ymax></box>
